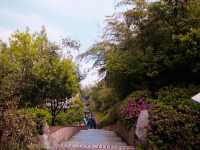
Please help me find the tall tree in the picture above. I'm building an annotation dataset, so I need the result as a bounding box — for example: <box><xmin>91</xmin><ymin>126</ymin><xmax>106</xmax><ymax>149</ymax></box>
<box><xmin>0</xmin><ymin>28</ymin><xmax>80</xmax><ymax>125</ymax></box>
<box><xmin>82</xmin><ymin>0</ymin><xmax>200</xmax><ymax>98</ymax></box>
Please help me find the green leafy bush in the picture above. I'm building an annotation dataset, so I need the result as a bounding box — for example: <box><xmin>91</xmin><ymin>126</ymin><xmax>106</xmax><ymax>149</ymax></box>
<box><xmin>20</xmin><ymin>107</ymin><xmax>84</xmax><ymax>127</ymax></box>
<box><xmin>0</xmin><ymin>108</ymin><xmax>36</xmax><ymax>150</ymax></box>
<box><xmin>54</xmin><ymin>96</ymin><xmax>84</xmax><ymax>126</ymax></box>
<box><xmin>157</xmin><ymin>85</ymin><xmax>200</xmax><ymax>111</ymax></box>
<box><xmin>19</xmin><ymin>108</ymin><xmax>51</xmax><ymax>134</ymax></box>
<box><xmin>98</xmin><ymin>105</ymin><xmax>119</xmax><ymax>128</ymax></box>
<box><xmin>96</xmin><ymin>90</ymin><xmax>151</xmax><ymax>128</ymax></box>
<box><xmin>56</xmin><ymin>108</ymin><xmax>84</xmax><ymax>126</ymax></box>
<box><xmin>144</xmin><ymin>86</ymin><xmax>200</xmax><ymax>149</ymax></box>
<box><xmin>112</xmin><ymin>87</ymin><xmax>200</xmax><ymax>149</ymax></box>
<box><xmin>125</xmin><ymin>90</ymin><xmax>151</xmax><ymax>100</ymax></box>
<box><xmin>147</xmin><ymin>101</ymin><xmax>200</xmax><ymax>150</ymax></box>
<box><xmin>91</xmin><ymin>87</ymin><xmax>119</xmax><ymax>113</ymax></box>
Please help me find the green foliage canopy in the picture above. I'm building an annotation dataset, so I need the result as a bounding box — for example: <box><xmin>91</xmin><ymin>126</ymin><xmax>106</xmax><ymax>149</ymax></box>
<box><xmin>0</xmin><ymin>28</ymin><xmax>79</xmax><ymax>106</ymax></box>
<box><xmin>83</xmin><ymin>0</ymin><xmax>200</xmax><ymax>98</ymax></box>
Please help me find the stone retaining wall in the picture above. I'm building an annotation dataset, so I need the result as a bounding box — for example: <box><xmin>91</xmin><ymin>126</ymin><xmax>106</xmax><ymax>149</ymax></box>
<box><xmin>111</xmin><ymin>123</ymin><xmax>135</xmax><ymax>146</ymax></box>
<box><xmin>49</xmin><ymin>127</ymin><xmax>81</xmax><ymax>148</ymax></box>
<box><xmin>39</xmin><ymin>126</ymin><xmax>85</xmax><ymax>149</ymax></box>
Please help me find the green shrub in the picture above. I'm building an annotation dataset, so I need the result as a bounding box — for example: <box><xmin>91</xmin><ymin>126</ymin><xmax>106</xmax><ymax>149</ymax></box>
<box><xmin>97</xmin><ymin>90</ymin><xmax>151</xmax><ymax>128</ymax></box>
<box><xmin>56</xmin><ymin>108</ymin><xmax>84</xmax><ymax>126</ymax></box>
<box><xmin>20</xmin><ymin>108</ymin><xmax>51</xmax><ymax>122</ymax></box>
<box><xmin>91</xmin><ymin>87</ymin><xmax>119</xmax><ymax>112</ymax></box>
<box><xmin>19</xmin><ymin>108</ymin><xmax>51</xmax><ymax>134</ymax></box>
<box><xmin>125</xmin><ymin>90</ymin><xmax>151</xmax><ymax>100</ymax></box>
<box><xmin>157</xmin><ymin>85</ymin><xmax>200</xmax><ymax>107</ymax></box>
<box><xmin>20</xmin><ymin>106</ymin><xmax>84</xmax><ymax>127</ymax></box>
<box><xmin>0</xmin><ymin>108</ymin><xmax>36</xmax><ymax>150</ymax></box>
<box><xmin>147</xmin><ymin>101</ymin><xmax>200</xmax><ymax>150</ymax></box>
<box><xmin>54</xmin><ymin>98</ymin><xmax>84</xmax><ymax>126</ymax></box>
<box><xmin>98</xmin><ymin>104</ymin><xmax>119</xmax><ymax>128</ymax></box>
<box><xmin>130</xmin><ymin>86</ymin><xmax>200</xmax><ymax>149</ymax></box>
<box><xmin>113</xmin><ymin>87</ymin><xmax>200</xmax><ymax>149</ymax></box>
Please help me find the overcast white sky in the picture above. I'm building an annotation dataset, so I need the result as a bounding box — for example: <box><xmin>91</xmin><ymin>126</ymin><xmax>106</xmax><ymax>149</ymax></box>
<box><xmin>0</xmin><ymin>0</ymin><xmax>118</xmax><ymax>87</ymax></box>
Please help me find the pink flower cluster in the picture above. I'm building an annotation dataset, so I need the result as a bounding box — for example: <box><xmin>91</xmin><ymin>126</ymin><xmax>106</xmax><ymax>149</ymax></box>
<box><xmin>121</xmin><ymin>97</ymin><xmax>150</xmax><ymax>120</ymax></box>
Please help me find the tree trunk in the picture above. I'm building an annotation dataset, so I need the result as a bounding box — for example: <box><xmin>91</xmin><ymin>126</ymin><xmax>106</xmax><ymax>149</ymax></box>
<box><xmin>51</xmin><ymin>114</ymin><xmax>56</xmax><ymax>126</ymax></box>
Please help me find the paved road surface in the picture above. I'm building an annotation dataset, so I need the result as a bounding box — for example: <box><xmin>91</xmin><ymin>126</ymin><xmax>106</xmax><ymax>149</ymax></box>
<box><xmin>61</xmin><ymin>129</ymin><xmax>134</xmax><ymax>150</ymax></box>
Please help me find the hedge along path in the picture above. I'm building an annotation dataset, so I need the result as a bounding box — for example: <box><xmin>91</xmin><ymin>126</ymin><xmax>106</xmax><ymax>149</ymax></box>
<box><xmin>60</xmin><ymin>129</ymin><xmax>134</xmax><ymax>150</ymax></box>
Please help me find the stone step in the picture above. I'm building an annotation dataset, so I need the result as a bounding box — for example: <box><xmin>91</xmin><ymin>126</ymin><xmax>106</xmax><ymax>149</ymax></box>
<box><xmin>68</xmin><ymin>139</ymin><xmax>125</xmax><ymax>145</ymax></box>
<box><xmin>76</xmin><ymin>134</ymin><xmax>116</xmax><ymax>137</ymax></box>
<box><xmin>71</xmin><ymin>134</ymin><xmax>120</xmax><ymax>138</ymax></box>
<box><xmin>70</xmin><ymin>137</ymin><xmax>122</xmax><ymax>142</ymax></box>
<box><xmin>61</xmin><ymin>143</ymin><xmax>134</xmax><ymax>150</ymax></box>
<box><xmin>69</xmin><ymin>137</ymin><xmax>123</xmax><ymax>141</ymax></box>
<box><xmin>77</xmin><ymin>131</ymin><xmax>117</xmax><ymax>137</ymax></box>
<box><xmin>64</xmin><ymin>141</ymin><xmax>127</xmax><ymax>146</ymax></box>
<box><xmin>79</xmin><ymin>129</ymin><xmax>115</xmax><ymax>132</ymax></box>
<box><xmin>60</xmin><ymin>129</ymin><xmax>134</xmax><ymax>150</ymax></box>
<box><xmin>79</xmin><ymin>130</ymin><xmax>116</xmax><ymax>134</ymax></box>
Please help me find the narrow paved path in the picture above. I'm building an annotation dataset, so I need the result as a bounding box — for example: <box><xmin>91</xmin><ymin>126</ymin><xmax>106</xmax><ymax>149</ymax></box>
<box><xmin>61</xmin><ymin>129</ymin><xmax>134</xmax><ymax>150</ymax></box>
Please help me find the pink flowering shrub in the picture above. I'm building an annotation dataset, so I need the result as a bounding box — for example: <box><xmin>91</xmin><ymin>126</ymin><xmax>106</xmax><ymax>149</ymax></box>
<box><xmin>120</xmin><ymin>97</ymin><xmax>150</xmax><ymax>127</ymax></box>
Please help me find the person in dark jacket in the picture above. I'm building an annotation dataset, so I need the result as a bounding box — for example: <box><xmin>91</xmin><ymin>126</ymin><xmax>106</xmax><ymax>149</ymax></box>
<box><xmin>90</xmin><ymin>117</ymin><xmax>96</xmax><ymax>129</ymax></box>
<box><xmin>84</xmin><ymin>113</ymin><xmax>96</xmax><ymax>129</ymax></box>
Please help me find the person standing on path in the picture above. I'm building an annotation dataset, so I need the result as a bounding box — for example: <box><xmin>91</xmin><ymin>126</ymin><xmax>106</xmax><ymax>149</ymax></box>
<box><xmin>84</xmin><ymin>112</ymin><xmax>96</xmax><ymax>129</ymax></box>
